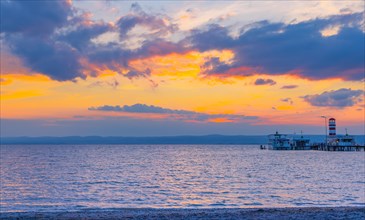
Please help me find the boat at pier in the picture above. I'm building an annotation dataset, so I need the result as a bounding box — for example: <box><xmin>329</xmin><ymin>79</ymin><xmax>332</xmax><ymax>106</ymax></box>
<box><xmin>292</xmin><ymin>135</ymin><xmax>311</xmax><ymax>150</ymax></box>
<box><xmin>266</xmin><ymin>132</ymin><xmax>311</xmax><ymax>150</ymax></box>
<box><xmin>267</xmin><ymin>132</ymin><xmax>291</xmax><ymax>150</ymax></box>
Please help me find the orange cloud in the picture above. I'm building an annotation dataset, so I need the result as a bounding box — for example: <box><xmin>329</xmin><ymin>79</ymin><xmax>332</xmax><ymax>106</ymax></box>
<box><xmin>129</xmin><ymin>50</ymin><xmax>235</xmax><ymax>78</ymax></box>
<box><xmin>207</xmin><ymin>117</ymin><xmax>234</xmax><ymax>123</ymax></box>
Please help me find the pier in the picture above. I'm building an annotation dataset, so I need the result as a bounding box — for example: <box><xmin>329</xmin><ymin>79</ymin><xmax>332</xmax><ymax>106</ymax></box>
<box><xmin>265</xmin><ymin>118</ymin><xmax>364</xmax><ymax>151</ymax></box>
<box><xmin>261</xmin><ymin>143</ymin><xmax>365</xmax><ymax>151</ymax></box>
<box><xmin>310</xmin><ymin>144</ymin><xmax>365</xmax><ymax>151</ymax></box>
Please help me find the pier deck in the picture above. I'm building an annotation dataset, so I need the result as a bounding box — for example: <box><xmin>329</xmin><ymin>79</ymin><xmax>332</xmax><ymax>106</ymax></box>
<box><xmin>310</xmin><ymin>144</ymin><xmax>365</xmax><ymax>151</ymax></box>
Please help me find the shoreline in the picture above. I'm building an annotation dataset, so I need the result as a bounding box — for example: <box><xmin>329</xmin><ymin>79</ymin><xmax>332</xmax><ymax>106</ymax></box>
<box><xmin>1</xmin><ymin>207</ymin><xmax>364</xmax><ymax>220</ymax></box>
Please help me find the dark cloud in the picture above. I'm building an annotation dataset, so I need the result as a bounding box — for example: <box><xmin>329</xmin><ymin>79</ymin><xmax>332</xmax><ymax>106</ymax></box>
<box><xmin>116</xmin><ymin>3</ymin><xmax>177</xmax><ymax>38</ymax></box>
<box><xmin>89</xmin><ymin>103</ymin><xmax>258</xmax><ymax>122</ymax></box>
<box><xmin>124</xmin><ymin>68</ymin><xmax>151</xmax><ymax>79</ymax></box>
<box><xmin>1</xmin><ymin>0</ymin><xmax>85</xmax><ymax>81</ymax></box>
<box><xmin>281</xmin><ymin>85</ymin><xmax>298</xmax><ymax>89</ymax></box>
<box><xmin>2</xmin><ymin>1</ymin><xmax>178</xmax><ymax>81</ymax></box>
<box><xmin>254</xmin><ymin>78</ymin><xmax>276</xmax><ymax>86</ymax></box>
<box><xmin>57</xmin><ymin>22</ymin><xmax>112</xmax><ymax>51</ymax></box>
<box><xmin>133</xmin><ymin>39</ymin><xmax>188</xmax><ymax>59</ymax></box>
<box><xmin>200</xmin><ymin>57</ymin><xmax>237</xmax><ymax>76</ymax></box>
<box><xmin>89</xmin><ymin>105</ymin><xmax>123</xmax><ymax>112</ymax></box>
<box><xmin>190</xmin><ymin>13</ymin><xmax>364</xmax><ymax>80</ymax></box>
<box><xmin>302</xmin><ymin>88</ymin><xmax>364</xmax><ymax>107</ymax></box>
<box><xmin>86</xmin><ymin>43</ymin><xmax>132</xmax><ymax>70</ymax></box>
<box><xmin>86</xmin><ymin>39</ymin><xmax>187</xmax><ymax>80</ymax></box>
<box><xmin>0</xmin><ymin>0</ymin><xmax>72</xmax><ymax>36</ymax></box>
<box><xmin>88</xmin><ymin>78</ymin><xmax>119</xmax><ymax>89</ymax></box>
<box><xmin>1</xmin><ymin>1</ymin><xmax>363</xmax><ymax>83</ymax></box>
<box><xmin>189</xmin><ymin>24</ymin><xmax>235</xmax><ymax>51</ymax></box>
<box><xmin>6</xmin><ymin>35</ymin><xmax>83</xmax><ymax>81</ymax></box>
<box><xmin>340</xmin><ymin>8</ymin><xmax>353</xmax><ymax>14</ymax></box>
<box><xmin>89</xmin><ymin>103</ymin><xmax>201</xmax><ymax>114</ymax></box>
<box><xmin>281</xmin><ymin>98</ymin><xmax>293</xmax><ymax>104</ymax></box>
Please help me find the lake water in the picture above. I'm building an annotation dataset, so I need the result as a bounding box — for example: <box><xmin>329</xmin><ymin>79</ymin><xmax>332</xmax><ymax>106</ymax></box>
<box><xmin>1</xmin><ymin>145</ymin><xmax>364</xmax><ymax>212</ymax></box>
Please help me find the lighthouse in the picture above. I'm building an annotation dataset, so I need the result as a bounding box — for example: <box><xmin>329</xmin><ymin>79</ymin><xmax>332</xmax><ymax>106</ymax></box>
<box><xmin>328</xmin><ymin>118</ymin><xmax>336</xmax><ymax>136</ymax></box>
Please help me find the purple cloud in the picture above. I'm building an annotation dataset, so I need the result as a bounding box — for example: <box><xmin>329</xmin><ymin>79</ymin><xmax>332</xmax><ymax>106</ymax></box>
<box><xmin>124</xmin><ymin>68</ymin><xmax>151</xmax><ymax>79</ymax></box>
<box><xmin>0</xmin><ymin>0</ymin><xmax>72</xmax><ymax>36</ymax></box>
<box><xmin>116</xmin><ymin>3</ymin><xmax>177</xmax><ymax>38</ymax></box>
<box><xmin>89</xmin><ymin>103</ymin><xmax>258</xmax><ymax>122</ymax></box>
<box><xmin>281</xmin><ymin>98</ymin><xmax>293</xmax><ymax>104</ymax></box>
<box><xmin>5</xmin><ymin>35</ymin><xmax>84</xmax><ymax>81</ymax></box>
<box><xmin>302</xmin><ymin>88</ymin><xmax>364</xmax><ymax>107</ymax></box>
<box><xmin>281</xmin><ymin>85</ymin><xmax>298</xmax><ymax>89</ymax></box>
<box><xmin>1</xmin><ymin>1</ymin><xmax>182</xmax><ymax>81</ymax></box>
<box><xmin>254</xmin><ymin>78</ymin><xmax>276</xmax><ymax>86</ymax></box>
<box><xmin>57</xmin><ymin>22</ymin><xmax>112</xmax><ymax>51</ymax></box>
<box><xmin>88</xmin><ymin>79</ymin><xmax>119</xmax><ymax>89</ymax></box>
<box><xmin>1</xmin><ymin>1</ymin><xmax>363</xmax><ymax>83</ymax></box>
<box><xmin>189</xmin><ymin>13</ymin><xmax>364</xmax><ymax>80</ymax></box>
<box><xmin>189</xmin><ymin>24</ymin><xmax>235</xmax><ymax>51</ymax></box>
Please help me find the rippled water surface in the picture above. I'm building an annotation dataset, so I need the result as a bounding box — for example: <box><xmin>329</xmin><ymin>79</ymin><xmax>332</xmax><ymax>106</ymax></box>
<box><xmin>1</xmin><ymin>145</ymin><xmax>364</xmax><ymax>212</ymax></box>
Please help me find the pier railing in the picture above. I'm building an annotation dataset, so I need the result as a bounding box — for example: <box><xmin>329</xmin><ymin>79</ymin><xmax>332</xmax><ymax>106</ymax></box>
<box><xmin>310</xmin><ymin>143</ymin><xmax>365</xmax><ymax>151</ymax></box>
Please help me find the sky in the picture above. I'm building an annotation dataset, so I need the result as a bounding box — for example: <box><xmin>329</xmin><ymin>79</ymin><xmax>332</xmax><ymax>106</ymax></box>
<box><xmin>0</xmin><ymin>0</ymin><xmax>364</xmax><ymax>137</ymax></box>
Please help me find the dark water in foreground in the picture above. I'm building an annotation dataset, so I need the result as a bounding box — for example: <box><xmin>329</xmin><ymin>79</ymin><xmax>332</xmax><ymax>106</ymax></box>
<box><xmin>1</xmin><ymin>145</ymin><xmax>364</xmax><ymax>212</ymax></box>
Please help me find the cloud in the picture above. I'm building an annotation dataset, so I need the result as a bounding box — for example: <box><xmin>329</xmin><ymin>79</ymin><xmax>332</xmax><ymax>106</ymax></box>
<box><xmin>116</xmin><ymin>3</ymin><xmax>177</xmax><ymax>38</ymax></box>
<box><xmin>281</xmin><ymin>98</ymin><xmax>293</xmax><ymax>104</ymax></box>
<box><xmin>1</xmin><ymin>2</ymin><xmax>363</xmax><ymax>82</ymax></box>
<box><xmin>133</xmin><ymin>39</ymin><xmax>188</xmax><ymax>59</ymax></box>
<box><xmin>86</xmin><ymin>43</ymin><xmax>131</xmax><ymax>70</ymax></box>
<box><xmin>302</xmin><ymin>88</ymin><xmax>364</xmax><ymax>107</ymax></box>
<box><xmin>57</xmin><ymin>22</ymin><xmax>112</xmax><ymax>51</ymax></box>
<box><xmin>189</xmin><ymin>24</ymin><xmax>235</xmax><ymax>51</ymax></box>
<box><xmin>124</xmin><ymin>68</ymin><xmax>151</xmax><ymax>79</ymax></box>
<box><xmin>1</xmin><ymin>1</ymin><xmax>181</xmax><ymax>81</ymax></box>
<box><xmin>88</xmin><ymin>78</ymin><xmax>119</xmax><ymax>89</ymax></box>
<box><xmin>200</xmin><ymin>57</ymin><xmax>255</xmax><ymax>78</ymax></box>
<box><xmin>189</xmin><ymin>13</ymin><xmax>364</xmax><ymax>80</ymax></box>
<box><xmin>123</xmin><ymin>68</ymin><xmax>158</xmax><ymax>88</ymax></box>
<box><xmin>85</xmin><ymin>38</ymin><xmax>187</xmax><ymax>74</ymax></box>
<box><xmin>89</xmin><ymin>103</ymin><xmax>191</xmax><ymax>114</ymax></box>
<box><xmin>0</xmin><ymin>0</ymin><xmax>72</xmax><ymax>36</ymax></box>
<box><xmin>1</xmin><ymin>0</ymin><xmax>86</xmax><ymax>81</ymax></box>
<box><xmin>5</xmin><ymin>35</ymin><xmax>84</xmax><ymax>81</ymax></box>
<box><xmin>254</xmin><ymin>78</ymin><xmax>276</xmax><ymax>86</ymax></box>
<box><xmin>89</xmin><ymin>103</ymin><xmax>258</xmax><ymax>123</ymax></box>
<box><xmin>85</xmin><ymin>38</ymin><xmax>187</xmax><ymax>82</ymax></box>
<box><xmin>281</xmin><ymin>85</ymin><xmax>298</xmax><ymax>89</ymax></box>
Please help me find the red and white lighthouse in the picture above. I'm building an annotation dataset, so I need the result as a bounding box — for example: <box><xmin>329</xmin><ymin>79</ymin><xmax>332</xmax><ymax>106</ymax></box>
<box><xmin>328</xmin><ymin>118</ymin><xmax>336</xmax><ymax>136</ymax></box>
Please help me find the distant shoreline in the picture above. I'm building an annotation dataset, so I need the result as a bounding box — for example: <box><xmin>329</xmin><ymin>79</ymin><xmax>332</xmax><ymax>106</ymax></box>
<box><xmin>2</xmin><ymin>134</ymin><xmax>365</xmax><ymax>145</ymax></box>
<box><xmin>1</xmin><ymin>207</ymin><xmax>364</xmax><ymax>220</ymax></box>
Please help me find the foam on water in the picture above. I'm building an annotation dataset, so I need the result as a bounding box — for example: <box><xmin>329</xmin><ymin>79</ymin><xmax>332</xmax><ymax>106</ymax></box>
<box><xmin>1</xmin><ymin>145</ymin><xmax>364</xmax><ymax>212</ymax></box>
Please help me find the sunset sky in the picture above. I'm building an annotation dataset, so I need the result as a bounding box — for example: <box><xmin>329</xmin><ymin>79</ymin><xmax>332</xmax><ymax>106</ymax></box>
<box><xmin>1</xmin><ymin>0</ymin><xmax>364</xmax><ymax>136</ymax></box>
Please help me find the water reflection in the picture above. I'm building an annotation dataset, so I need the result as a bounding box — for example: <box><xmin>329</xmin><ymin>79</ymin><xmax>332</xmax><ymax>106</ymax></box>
<box><xmin>1</xmin><ymin>145</ymin><xmax>364</xmax><ymax>212</ymax></box>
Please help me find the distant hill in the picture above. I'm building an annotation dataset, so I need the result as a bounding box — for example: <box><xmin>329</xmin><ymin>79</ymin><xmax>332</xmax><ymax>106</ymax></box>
<box><xmin>1</xmin><ymin>135</ymin><xmax>364</xmax><ymax>145</ymax></box>
<box><xmin>0</xmin><ymin>135</ymin><xmax>266</xmax><ymax>145</ymax></box>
